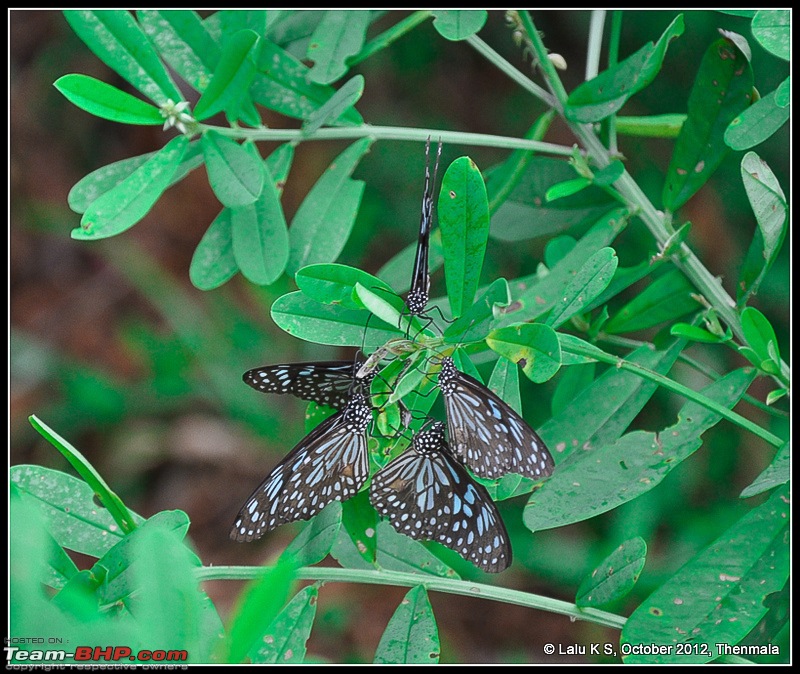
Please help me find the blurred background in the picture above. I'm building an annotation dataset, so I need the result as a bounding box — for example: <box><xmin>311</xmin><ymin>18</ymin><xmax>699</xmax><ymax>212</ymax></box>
<box><xmin>10</xmin><ymin>10</ymin><xmax>789</xmax><ymax>663</ymax></box>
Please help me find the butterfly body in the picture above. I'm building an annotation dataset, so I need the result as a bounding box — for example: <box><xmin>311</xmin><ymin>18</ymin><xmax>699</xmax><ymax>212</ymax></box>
<box><xmin>370</xmin><ymin>421</ymin><xmax>511</xmax><ymax>572</ymax></box>
<box><xmin>231</xmin><ymin>392</ymin><xmax>372</xmax><ymax>542</ymax></box>
<box><xmin>438</xmin><ymin>356</ymin><xmax>555</xmax><ymax>481</ymax></box>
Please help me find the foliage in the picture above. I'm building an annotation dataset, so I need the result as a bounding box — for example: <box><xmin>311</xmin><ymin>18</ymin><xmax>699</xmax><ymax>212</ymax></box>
<box><xmin>10</xmin><ymin>9</ymin><xmax>789</xmax><ymax>665</ymax></box>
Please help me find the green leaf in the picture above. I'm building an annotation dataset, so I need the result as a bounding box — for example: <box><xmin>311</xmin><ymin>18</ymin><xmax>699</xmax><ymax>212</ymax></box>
<box><xmin>306</xmin><ymin>10</ymin><xmax>370</xmax><ymax>84</ymax></box>
<box><xmin>271</xmin><ymin>291</ymin><xmax>402</xmax><ymax>348</ymax></box>
<box><xmin>63</xmin><ymin>10</ymin><xmax>182</xmax><ymax>104</ymax></box>
<box><xmin>231</xmin><ymin>163</ymin><xmax>289</xmax><ymax>285</ymax></box>
<box><xmin>525</xmin><ymin>367</ymin><xmax>755</xmax><ymax>531</ymax></box>
<box><xmin>490</xmin><ymin>158</ymin><xmax>617</xmax><ymax>242</ymax></box>
<box><xmin>487</xmin><ymin>357</ymin><xmax>522</xmax><ymax>415</ymax></box>
<box><xmin>565</xmin><ymin>15</ymin><xmax>684</xmax><ymax>122</ymax></box>
<box><xmin>670</xmin><ymin>323</ymin><xmax>729</xmax><ymax>344</ymax></box>
<box><xmin>551</xmin><ymin>362</ymin><xmax>596</xmax><ymax>418</ymax></box>
<box><xmin>287</xmin><ymin>138</ymin><xmax>371</xmax><ymax>275</ymax></box>
<box><xmin>250</xmin><ymin>585</ymin><xmax>319</xmax><ymax>664</ymax></box>
<box><xmin>545</xmin><ymin>176</ymin><xmax>591</xmax><ymax>202</ymax></box>
<box><xmin>72</xmin><ymin>136</ymin><xmax>188</xmax><ymax>239</ymax></box>
<box><xmin>138</xmin><ymin>10</ymin><xmax>218</xmax><ymax>92</ymax></box>
<box><xmin>775</xmin><ymin>76</ymin><xmax>790</xmax><ymax>106</ymax></box>
<box><xmin>725</xmin><ymin>89</ymin><xmax>789</xmax><ymax>151</ymax></box>
<box><xmin>341</xmin><ymin>491</ymin><xmax>379</xmax><ymax>565</ymax></box>
<box><xmin>740</xmin><ymin>306</ymin><xmax>781</xmax><ymax>367</ymax></box>
<box><xmin>539</xmin><ymin>340</ymin><xmax>685</xmax><ymax>459</ymax></box>
<box><xmin>431</xmin><ymin>10</ymin><xmax>487</xmax><ymax>40</ymax></box>
<box><xmin>331</xmin><ymin>520</ymin><xmax>458</xmax><ymax>578</ymax></box>
<box><xmin>592</xmin><ymin>160</ymin><xmax>626</xmax><ymax>186</ymax></box>
<box><xmin>10</xmin><ymin>465</ymin><xmax>144</xmax><ymax>557</ymax></box>
<box><xmin>190</xmin><ymin>209</ymin><xmax>239</xmax><ymax>290</ymax></box>
<box><xmin>604</xmin><ymin>268</ymin><xmax>699</xmax><ymax>334</ymax></box>
<box><xmin>281</xmin><ymin>501</ymin><xmax>342</xmax><ymax>566</ymax></box>
<box><xmin>374</xmin><ymin>586</ymin><xmax>440</xmax><ymax>664</ymax></box>
<box><xmin>737</xmin><ymin>152</ymin><xmax>788</xmax><ymax>303</ymax></box>
<box><xmin>303</xmin><ymin>74</ymin><xmax>364</xmax><ymax>134</ymax></box>
<box><xmin>202</xmin><ymin>131</ymin><xmax>264</xmax><ymax>207</ymax></box>
<box><xmin>615</xmin><ymin>113</ymin><xmax>686</xmax><ymax>138</ymax></box>
<box><xmin>193</xmin><ymin>29</ymin><xmax>260</xmax><ymax>121</ymax></box>
<box><xmin>295</xmin><ymin>263</ymin><xmax>395</xmax><ymax>310</ymax></box>
<box><xmin>486</xmin><ymin>323</ymin><xmax>562</xmax><ymax>384</ymax></box>
<box><xmin>442</xmin><ymin>277</ymin><xmax>510</xmax><ymax>344</ymax></box>
<box><xmin>68</xmin><ymin>141</ymin><xmax>203</xmax><ymax>214</ymax></box>
<box><xmin>576</xmin><ymin>537</ymin><xmax>647</xmax><ymax>608</ymax></box>
<box><xmin>265</xmin><ymin>143</ymin><xmax>295</xmax><ymax>195</ymax></box>
<box><xmin>27</xmin><ymin>416</ymin><xmax>138</xmax><ymax>535</ymax></box>
<box><xmin>752</xmin><ymin>9</ymin><xmax>790</xmax><ymax>60</ymax></box>
<box><xmin>226</xmin><ymin>558</ymin><xmax>296</xmax><ymax>663</ymax></box>
<box><xmin>662</xmin><ymin>37</ymin><xmax>754</xmax><ymax>211</ymax></box>
<box><xmin>740</xmin><ymin>441</ymin><xmax>789</xmax><ymax>499</ymax></box>
<box><xmin>54</xmin><ymin>74</ymin><xmax>164</xmax><ymax>124</ymax></box>
<box><xmin>354</xmin><ymin>283</ymin><xmax>427</xmax><ymax>336</ymax></box>
<box><xmin>546</xmin><ymin>247</ymin><xmax>618</xmax><ymax>329</ymax></box>
<box><xmin>621</xmin><ymin>485</ymin><xmax>789</xmax><ymax>664</ymax></box>
<box><xmin>438</xmin><ymin>156</ymin><xmax>490</xmax><ymax>318</ymax></box>
<box><xmin>252</xmin><ymin>41</ymin><xmax>363</xmax><ymax>126</ymax></box>
<box><xmin>502</xmin><ymin>208</ymin><xmax>629</xmax><ymax>325</ymax></box>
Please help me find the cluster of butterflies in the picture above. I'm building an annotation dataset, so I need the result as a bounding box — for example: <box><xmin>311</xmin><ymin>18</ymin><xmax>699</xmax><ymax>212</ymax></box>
<box><xmin>231</xmin><ymin>140</ymin><xmax>555</xmax><ymax>573</ymax></box>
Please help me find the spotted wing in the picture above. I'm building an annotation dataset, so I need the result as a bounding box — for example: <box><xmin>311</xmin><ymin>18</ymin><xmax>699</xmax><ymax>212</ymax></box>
<box><xmin>231</xmin><ymin>396</ymin><xmax>371</xmax><ymax>541</ymax></box>
<box><xmin>243</xmin><ymin>361</ymin><xmax>361</xmax><ymax>410</ymax></box>
<box><xmin>438</xmin><ymin>357</ymin><xmax>555</xmax><ymax>480</ymax></box>
<box><xmin>369</xmin><ymin>422</ymin><xmax>511</xmax><ymax>573</ymax></box>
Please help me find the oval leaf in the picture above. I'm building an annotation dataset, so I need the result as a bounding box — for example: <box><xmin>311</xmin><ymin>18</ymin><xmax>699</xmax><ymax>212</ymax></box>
<box><xmin>486</xmin><ymin>323</ymin><xmax>562</xmax><ymax>383</ymax></box>
<box><xmin>303</xmin><ymin>74</ymin><xmax>364</xmax><ymax>134</ymax></box>
<box><xmin>752</xmin><ymin>9</ymin><xmax>790</xmax><ymax>60</ymax></box>
<box><xmin>306</xmin><ymin>10</ymin><xmax>369</xmax><ymax>84</ymax></box>
<box><xmin>202</xmin><ymin>131</ymin><xmax>264</xmax><ymax>207</ymax></box>
<box><xmin>438</xmin><ymin>156</ymin><xmax>490</xmax><ymax>318</ymax></box>
<box><xmin>72</xmin><ymin>135</ymin><xmax>188</xmax><ymax>239</ymax></box>
<box><xmin>287</xmin><ymin>138</ymin><xmax>371</xmax><ymax>275</ymax></box>
<box><xmin>546</xmin><ymin>247</ymin><xmax>618</xmax><ymax>328</ymax></box>
<box><xmin>576</xmin><ymin>537</ymin><xmax>647</xmax><ymax>607</ymax></box>
<box><xmin>295</xmin><ymin>263</ymin><xmax>395</xmax><ymax>310</ymax></box>
<box><xmin>250</xmin><ymin>585</ymin><xmax>319</xmax><ymax>664</ymax></box>
<box><xmin>662</xmin><ymin>37</ymin><xmax>754</xmax><ymax>211</ymax></box>
<box><xmin>374</xmin><ymin>586</ymin><xmax>440</xmax><ymax>664</ymax></box>
<box><xmin>724</xmin><ymin>89</ymin><xmax>789</xmax><ymax>151</ymax></box>
<box><xmin>190</xmin><ymin>208</ymin><xmax>239</xmax><ymax>290</ymax></box>
<box><xmin>54</xmin><ymin>74</ymin><xmax>164</xmax><ymax>124</ymax></box>
<box><xmin>431</xmin><ymin>10</ymin><xmax>487</xmax><ymax>41</ymax></box>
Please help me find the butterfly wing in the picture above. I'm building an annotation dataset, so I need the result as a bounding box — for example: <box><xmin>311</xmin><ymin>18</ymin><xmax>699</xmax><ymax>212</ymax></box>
<box><xmin>406</xmin><ymin>139</ymin><xmax>442</xmax><ymax>316</ymax></box>
<box><xmin>243</xmin><ymin>361</ymin><xmax>361</xmax><ymax>410</ymax></box>
<box><xmin>370</xmin><ymin>422</ymin><xmax>511</xmax><ymax>573</ymax></box>
<box><xmin>231</xmin><ymin>394</ymin><xmax>371</xmax><ymax>541</ymax></box>
<box><xmin>438</xmin><ymin>357</ymin><xmax>555</xmax><ymax>480</ymax></box>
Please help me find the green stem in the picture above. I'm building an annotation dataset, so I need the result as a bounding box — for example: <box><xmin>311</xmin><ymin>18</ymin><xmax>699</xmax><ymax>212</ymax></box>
<box><xmin>561</xmin><ymin>337</ymin><xmax>784</xmax><ymax>448</ymax></box>
<box><xmin>196</xmin><ymin>565</ymin><xmax>627</xmax><ymax>630</ymax></box>
<box><xmin>599</xmin><ymin>334</ymin><xmax>789</xmax><ymax>420</ymax></box>
<box><xmin>347</xmin><ymin>10</ymin><xmax>432</xmax><ymax>67</ymax></box>
<box><xmin>518</xmin><ymin>11</ymin><xmax>568</xmax><ymax>106</ymax></box>
<box><xmin>466</xmin><ymin>35</ymin><xmax>556</xmax><ymax>107</ymax></box>
<box><xmin>585</xmin><ymin>10</ymin><xmax>606</xmax><ymax>80</ymax></box>
<box><xmin>199</xmin><ymin>123</ymin><xmax>577</xmax><ymax>155</ymax></box>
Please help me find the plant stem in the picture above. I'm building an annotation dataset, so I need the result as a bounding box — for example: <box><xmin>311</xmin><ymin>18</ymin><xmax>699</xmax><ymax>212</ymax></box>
<box><xmin>585</xmin><ymin>11</ymin><xmax>606</xmax><ymax>80</ymax></box>
<box><xmin>466</xmin><ymin>35</ymin><xmax>556</xmax><ymax>107</ymax></box>
<box><xmin>200</xmin><ymin>124</ymin><xmax>577</xmax><ymax>155</ymax></box>
<box><xmin>197</xmin><ymin>565</ymin><xmax>628</xmax><ymax>630</ymax></box>
<box><xmin>560</xmin><ymin>337</ymin><xmax>784</xmax><ymax>448</ymax></box>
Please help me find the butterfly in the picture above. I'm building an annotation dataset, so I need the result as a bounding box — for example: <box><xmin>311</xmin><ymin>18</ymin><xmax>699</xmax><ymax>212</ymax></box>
<box><xmin>437</xmin><ymin>356</ymin><xmax>555</xmax><ymax>481</ymax></box>
<box><xmin>230</xmin><ymin>392</ymin><xmax>372</xmax><ymax>541</ymax></box>
<box><xmin>243</xmin><ymin>360</ymin><xmax>370</xmax><ymax>410</ymax></box>
<box><xmin>369</xmin><ymin>420</ymin><xmax>511</xmax><ymax>572</ymax></box>
<box><xmin>405</xmin><ymin>138</ymin><xmax>442</xmax><ymax>318</ymax></box>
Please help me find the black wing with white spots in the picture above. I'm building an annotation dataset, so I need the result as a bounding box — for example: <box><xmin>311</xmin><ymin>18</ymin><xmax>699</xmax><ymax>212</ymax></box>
<box><xmin>438</xmin><ymin>356</ymin><xmax>555</xmax><ymax>481</ymax></box>
<box><xmin>369</xmin><ymin>421</ymin><xmax>511</xmax><ymax>573</ymax></box>
<box><xmin>243</xmin><ymin>360</ymin><xmax>365</xmax><ymax>410</ymax></box>
<box><xmin>231</xmin><ymin>393</ymin><xmax>372</xmax><ymax>542</ymax></box>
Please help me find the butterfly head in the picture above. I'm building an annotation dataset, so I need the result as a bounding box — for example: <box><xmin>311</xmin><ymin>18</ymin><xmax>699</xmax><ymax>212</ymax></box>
<box><xmin>412</xmin><ymin>420</ymin><xmax>446</xmax><ymax>456</ymax></box>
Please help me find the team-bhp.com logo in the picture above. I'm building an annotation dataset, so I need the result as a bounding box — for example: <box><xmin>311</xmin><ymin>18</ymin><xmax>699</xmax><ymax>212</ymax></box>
<box><xmin>6</xmin><ymin>646</ymin><xmax>188</xmax><ymax>663</ymax></box>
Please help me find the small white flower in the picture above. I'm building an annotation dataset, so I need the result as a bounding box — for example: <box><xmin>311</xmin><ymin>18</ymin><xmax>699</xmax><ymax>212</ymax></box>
<box><xmin>160</xmin><ymin>99</ymin><xmax>195</xmax><ymax>134</ymax></box>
